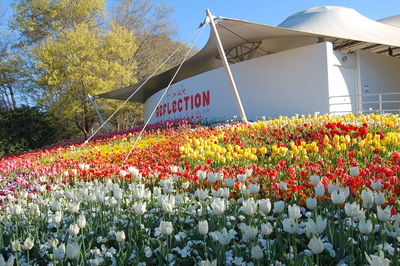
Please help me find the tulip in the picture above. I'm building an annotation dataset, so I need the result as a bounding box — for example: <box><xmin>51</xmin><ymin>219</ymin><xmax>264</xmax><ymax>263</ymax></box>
<box><xmin>282</xmin><ymin>218</ymin><xmax>299</xmax><ymax>234</ymax></box>
<box><xmin>226</xmin><ymin>178</ymin><xmax>235</xmax><ymax>187</ymax></box>
<box><xmin>0</xmin><ymin>254</ymin><xmax>14</xmax><ymax>266</ymax></box>
<box><xmin>261</xmin><ymin>222</ymin><xmax>273</xmax><ymax>236</ymax></box>
<box><xmin>349</xmin><ymin>167</ymin><xmax>359</xmax><ymax>177</ymax></box>
<box><xmin>133</xmin><ymin>201</ymin><xmax>147</xmax><ymax>215</ymax></box>
<box><xmin>11</xmin><ymin>240</ymin><xmax>21</xmax><ymax>252</ymax></box>
<box><xmin>362</xmin><ymin>189</ymin><xmax>374</xmax><ymax>209</ymax></box>
<box><xmin>377</xmin><ymin>205</ymin><xmax>391</xmax><ymax>222</ymax></box>
<box><xmin>159</xmin><ymin>221</ymin><xmax>173</xmax><ymax>235</ymax></box>
<box><xmin>77</xmin><ymin>214</ymin><xmax>86</xmax><ymax>229</ymax></box>
<box><xmin>345</xmin><ymin>202</ymin><xmax>361</xmax><ymax>217</ymax></box>
<box><xmin>305</xmin><ymin>216</ymin><xmax>327</xmax><ymax>238</ymax></box>
<box><xmin>241</xmin><ymin>198</ymin><xmax>258</xmax><ymax>216</ymax></box>
<box><xmin>279</xmin><ymin>182</ymin><xmax>287</xmax><ymax>191</ymax></box>
<box><xmin>239</xmin><ymin>224</ymin><xmax>258</xmax><ymax>242</ymax></box>
<box><xmin>115</xmin><ymin>231</ymin><xmax>126</xmax><ymax>243</ymax></box>
<box><xmin>315</xmin><ymin>185</ymin><xmax>325</xmax><ymax>198</ymax></box>
<box><xmin>210</xmin><ymin>228</ymin><xmax>236</xmax><ymax>245</ymax></box>
<box><xmin>12</xmin><ymin>204</ymin><xmax>23</xmax><ymax>215</ymax></box>
<box><xmin>197</xmin><ymin>170</ymin><xmax>207</xmax><ymax>180</ymax></box>
<box><xmin>331</xmin><ymin>187</ymin><xmax>349</xmax><ymax>204</ymax></box>
<box><xmin>306</xmin><ymin>198</ymin><xmax>317</xmax><ymax>210</ymax></box>
<box><xmin>365</xmin><ymin>250</ymin><xmax>390</xmax><ymax>266</ymax></box>
<box><xmin>66</xmin><ymin>242</ymin><xmax>80</xmax><ymax>260</ymax></box>
<box><xmin>53</xmin><ymin>211</ymin><xmax>62</xmax><ymax>224</ymax></box>
<box><xmin>251</xmin><ymin>245</ymin><xmax>264</xmax><ymax>260</ymax></box>
<box><xmin>370</xmin><ymin>180</ymin><xmax>383</xmax><ymax>191</ymax></box>
<box><xmin>249</xmin><ymin>183</ymin><xmax>260</xmax><ymax>194</ymax></box>
<box><xmin>258</xmin><ymin>198</ymin><xmax>271</xmax><ymax>214</ymax></box>
<box><xmin>128</xmin><ymin>166</ymin><xmax>140</xmax><ymax>176</ymax></box>
<box><xmin>310</xmin><ymin>175</ymin><xmax>320</xmax><ymax>186</ymax></box>
<box><xmin>374</xmin><ymin>192</ymin><xmax>386</xmax><ymax>206</ymax></box>
<box><xmin>53</xmin><ymin>244</ymin><xmax>66</xmax><ymax>260</ymax></box>
<box><xmin>161</xmin><ymin>195</ymin><xmax>175</xmax><ymax>214</ymax></box>
<box><xmin>308</xmin><ymin>236</ymin><xmax>324</xmax><ymax>254</ymax></box>
<box><xmin>22</xmin><ymin>237</ymin><xmax>34</xmax><ymax>251</ymax></box>
<box><xmin>198</xmin><ymin>220</ymin><xmax>208</xmax><ymax>235</ymax></box>
<box><xmin>288</xmin><ymin>204</ymin><xmax>302</xmax><ymax>219</ymax></box>
<box><xmin>69</xmin><ymin>224</ymin><xmax>80</xmax><ymax>237</ymax></box>
<box><xmin>211</xmin><ymin>198</ymin><xmax>226</xmax><ymax>215</ymax></box>
<box><xmin>358</xmin><ymin>220</ymin><xmax>373</xmax><ymax>234</ymax></box>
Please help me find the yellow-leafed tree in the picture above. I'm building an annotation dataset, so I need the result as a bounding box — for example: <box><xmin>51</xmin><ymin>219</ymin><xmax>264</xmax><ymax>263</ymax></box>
<box><xmin>11</xmin><ymin>0</ymin><xmax>140</xmax><ymax>138</ymax></box>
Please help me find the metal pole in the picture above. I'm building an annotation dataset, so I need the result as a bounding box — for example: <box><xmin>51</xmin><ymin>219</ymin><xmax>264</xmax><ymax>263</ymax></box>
<box><xmin>87</xmin><ymin>94</ymin><xmax>110</xmax><ymax>132</ymax></box>
<box><xmin>206</xmin><ymin>9</ymin><xmax>248</xmax><ymax>122</ymax></box>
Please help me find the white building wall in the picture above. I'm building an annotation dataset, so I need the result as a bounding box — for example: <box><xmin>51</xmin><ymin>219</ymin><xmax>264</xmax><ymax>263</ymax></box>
<box><xmin>145</xmin><ymin>42</ymin><xmax>332</xmax><ymax>123</ymax></box>
<box><xmin>358</xmin><ymin>51</ymin><xmax>400</xmax><ymax>112</ymax></box>
<box><xmin>327</xmin><ymin>49</ymin><xmax>357</xmax><ymax>113</ymax></box>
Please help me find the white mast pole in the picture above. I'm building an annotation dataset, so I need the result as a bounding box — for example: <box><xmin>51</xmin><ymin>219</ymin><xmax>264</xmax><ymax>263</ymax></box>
<box><xmin>206</xmin><ymin>9</ymin><xmax>248</xmax><ymax>122</ymax></box>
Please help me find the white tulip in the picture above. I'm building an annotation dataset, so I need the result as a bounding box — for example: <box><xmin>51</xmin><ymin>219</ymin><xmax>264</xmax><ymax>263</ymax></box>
<box><xmin>161</xmin><ymin>195</ymin><xmax>175</xmax><ymax>214</ymax></box>
<box><xmin>195</xmin><ymin>189</ymin><xmax>209</xmax><ymax>201</ymax></box>
<box><xmin>370</xmin><ymin>180</ymin><xmax>383</xmax><ymax>191</ymax></box>
<box><xmin>239</xmin><ymin>224</ymin><xmax>258</xmax><ymax>242</ymax></box>
<box><xmin>237</xmin><ymin>173</ymin><xmax>247</xmax><ymax>182</ymax></box>
<box><xmin>282</xmin><ymin>218</ymin><xmax>299</xmax><ymax>234</ymax></box>
<box><xmin>349</xmin><ymin>167</ymin><xmax>359</xmax><ymax>177</ymax></box>
<box><xmin>365</xmin><ymin>250</ymin><xmax>390</xmax><ymax>266</ymax></box>
<box><xmin>211</xmin><ymin>198</ymin><xmax>226</xmax><ymax>215</ymax></box>
<box><xmin>0</xmin><ymin>254</ymin><xmax>14</xmax><ymax>266</ymax></box>
<box><xmin>308</xmin><ymin>236</ymin><xmax>324</xmax><ymax>254</ymax></box>
<box><xmin>250</xmin><ymin>184</ymin><xmax>260</xmax><ymax>194</ymax></box>
<box><xmin>50</xmin><ymin>201</ymin><xmax>62</xmax><ymax>211</ymax></box>
<box><xmin>226</xmin><ymin>178</ymin><xmax>235</xmax><ymax>187</ymax></box>
<box><xmin>305</xmin><ymin>216</ymin><xmax>327</xmax><ymax>238</ymax></box>
<box><xmin>22</xmin><ymin>237</ymin><xmax>34</xmax><ymax>250</ymax></box>
<box><xmin>69</xmin><ymin>224</ymin><xmax>80</xmax><ymax>237</ymax></box>
<box><xmin>251</xmin><ymin>245</ymin><xmax>264</xmax><ymax>260</ymax></box>
<box><xmin>12</xmin><ymin>204</ymin><xmax>23</xmax><ymax>215</ymax></box>
<box><xmin>362</xmin><ymin>189</ymin><xmax>374</xmax><ymax>209</ymax></box>
<box><xmin>241</xmin><ymin>198</ymin><xmax>258</xmax><ymax>216</ymax></box>
<box><xmin>306</xmin><ymin>198</ymin><xmax>317</xmax><ymax>210</ymax></box>
<box><xmin>197</xmin><ymin>170</ymin><xmax>207</xmax><ymax>180</ymax></box>
<box><xmin>258</xmin><ymin>198</ymin><xmax>271</xmax><ymax>214</ymax></box>
<box><xmin>198</xmin><ymin>220</ymin><xmax>208</xmax><ymax>235</ymax></box>
<box><xmin>77</xmin><ymin>214</ymin><xmax>86</xmax><ymax>229</ymax></box>
<box><xmin>261</xmin><ymin>222</ymin><xmax>273</xmax><ymax>236</ymax></box>
<box><xmin>53</xmin><ymin>211</ymin><xmax>62</xmax><ymax>224</ymax></box>
<box><xmin>66</xmin><ymin>242</ymin><xmax>80</xmax><ymax>260</ymax></box>
<box><xmin>374</xmin><ymin>192</ymin><xmax>386</xmax><ymax>206</ymax></box>
<box><xmin>210</xmin><ymin>228</ymin><xmax>236</xmax><ymax>245</ymax></box>
<box><xmin>315</xmin><ymin>185</ymin><xmax>325</xmax><ymax>198</ymax></box>
<box><xmin>159</xmin><ymin>221</ymin><xmax>173</xmax><ymax>235</ymax></box>
<box><xmin>273</xmin><ymin>201</ymin><xmax>285</xmax><ymax>213</ymax></box>
<box><xmin>345</xmin><ymin>202</ymin><xmax>361</xmax><ymax>217</ymax></box>
<box><xmin>310</xmin><ymin>175</ymin><xmax>320</xmax><ymax>186</ymax></box>
<box><xmin>127</xmin><ymin>166</ymin><xmax>140</xmax><ymax>176</ymax></box>
<box><xmin>53</xmin><ymin>244</ymin><xmax>66</xmax><ymax>260</ymax></box>
<box><xmin>115</xmin><ymin>231</ymin><xmax>126</xmax><ymax>243</ymax></box>
<box><xmin>288</xmin><ymin>204</ymin><xmax>302</xmax><ymax>219</ymax></box>
<box><xmin>358</xmin><ymin>220</ymin><xmax>373</xmax><ymax>234</ymax></box>
<box><xmin>377</xmin><ymin>205</ymin><xmax>391</xmax><ymax>222</ymax></box>
<box><xmin>279</xmin><ymin>182</ymin><xmax>288</xmax><ymax>191</ymax></box>
<box><xmin>133</xmin><ymin>201</ymin><xmax>147</xmax><ymax>216</ymax></box>
<box><xmin>11</xmin><ymin>240</ymin><xmax>21</xmax><ymax>252</ymax></box>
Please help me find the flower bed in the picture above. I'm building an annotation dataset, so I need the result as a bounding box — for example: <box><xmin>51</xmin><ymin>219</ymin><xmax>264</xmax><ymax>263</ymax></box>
<box><xmin>0</xmin><ymin>113</ymin><xmax>399</xmax><ymax>265</ymax></box>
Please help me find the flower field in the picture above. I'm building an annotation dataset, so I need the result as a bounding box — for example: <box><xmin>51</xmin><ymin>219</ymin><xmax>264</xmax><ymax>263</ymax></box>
<box><xmin>0</xmin><ymin>113</ymin><xmax>399</xmax><ymax>265</ymax></box>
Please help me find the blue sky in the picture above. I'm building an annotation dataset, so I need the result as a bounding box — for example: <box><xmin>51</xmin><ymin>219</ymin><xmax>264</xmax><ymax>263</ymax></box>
<box><xmin>2</xmin><ymin>0</ymin><xmax>400</xmax><ymax>48</ymax></box>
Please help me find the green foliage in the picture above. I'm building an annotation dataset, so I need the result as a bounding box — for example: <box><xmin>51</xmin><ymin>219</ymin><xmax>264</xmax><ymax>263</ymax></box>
<box><xmin>0</xmin><ymin>106</ymin><xmax>76</xmax><ymax>156</ymax></box>
<box><xmin>10</xmin><ymin>0</ymin><xmax>105</xmax><ymax>44</ymax></box>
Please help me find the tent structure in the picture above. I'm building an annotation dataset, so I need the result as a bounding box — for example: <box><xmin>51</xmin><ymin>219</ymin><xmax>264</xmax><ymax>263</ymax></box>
<box><xmin>97</xmin><ymin>6</ymin><xmax>400</xmax><ymax>122</ymax></box>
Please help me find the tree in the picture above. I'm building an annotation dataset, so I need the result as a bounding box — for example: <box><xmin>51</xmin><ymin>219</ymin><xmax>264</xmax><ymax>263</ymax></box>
<box><xmin>112</xmin><ymin>0</ymin><xmax>193</xmax><ymax>80</ymax></box>
<box><xmin>33</xmin><ymin>22</ymin><xmax>138</xmax><ymax>138</ymax></box>
<box><xmin>0</xmin><ymin>106</ymin><xmax>73</xmax><ymax>156</ymax></box>
<box><xmin>0</xmin><ymin>35</ymin><xmax>34</xmax><ymax>111</ymax></box>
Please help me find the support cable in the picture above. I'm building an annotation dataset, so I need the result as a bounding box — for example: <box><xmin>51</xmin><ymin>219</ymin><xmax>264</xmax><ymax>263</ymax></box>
<box><xmin>74</xmin><ymin>25</ymin><xmax>204</xmax><ymax>154</ymax></box>
<box><xmin>122</xmin><ymin>23</ymin><xmax>206</xmax><ymax>164</ymax></box>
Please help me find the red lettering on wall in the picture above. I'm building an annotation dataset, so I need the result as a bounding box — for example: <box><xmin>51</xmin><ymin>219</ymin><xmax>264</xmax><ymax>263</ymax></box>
<box><xmin>172</xmin><ymin>100</ymin><xmax>177</xmax><ymax>113</ymax></box>
<box><xmin>195</xmin><ymin>93</ymin><xmax>201</xmax><ymax>108</ymax></box>
<box><xmin>178</xmin><ymin>99</ymin><xmax>183</xmax><ymax>112</ymax></box>
<box><xmin>203</xmin><ymin>90</ymin><xmax>210</xmax><ymax>106</ymax></box>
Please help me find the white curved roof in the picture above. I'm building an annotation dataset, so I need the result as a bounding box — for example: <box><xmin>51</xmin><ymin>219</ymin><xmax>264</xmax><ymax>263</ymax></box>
<box><xmin>98</xmin><ymin>6</ymin><xmax>400</xmax><ymax>103</ymax></box>
<box><xmin>278</xmin><ymin>6</ymin><xmax>400</xmax><ymax>47</ymax></box>
<box><xmin>379</xmin><ymin>15</ymin><xmax>400</xmax><ymax>28</ymax></box>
